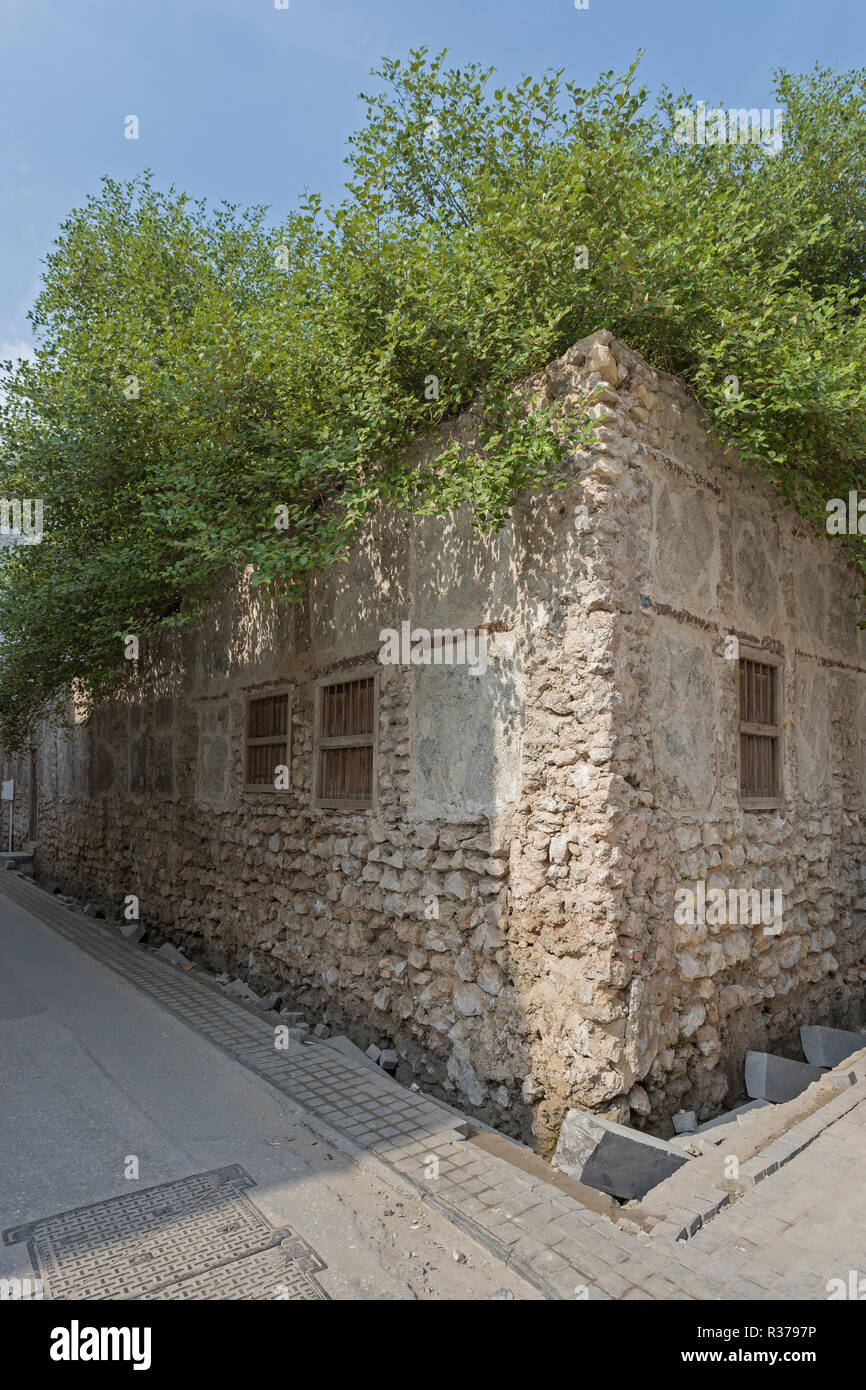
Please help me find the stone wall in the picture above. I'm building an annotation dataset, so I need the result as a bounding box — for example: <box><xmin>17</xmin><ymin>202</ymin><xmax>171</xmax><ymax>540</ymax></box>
<box><xmin>509</xmin><ymin>332</ymin><xmax>866</xmax><ymax>1144</ymax></box>
<box><xmin>24</xmin><ymin>330</ymin><xmax>866</xmax><ymax>1152</ymax></box>
<box><xmin>27</xmin><ymin>407</ymin><xmax>583</xmax><ymax>1145</ymax></box>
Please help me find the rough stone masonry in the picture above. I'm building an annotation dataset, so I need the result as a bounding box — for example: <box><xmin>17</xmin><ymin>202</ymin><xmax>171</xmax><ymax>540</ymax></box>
<box><xmin>13</xmin><ymin>329</ymin><xmax>866</xmax><ymax>1155</ymax></box>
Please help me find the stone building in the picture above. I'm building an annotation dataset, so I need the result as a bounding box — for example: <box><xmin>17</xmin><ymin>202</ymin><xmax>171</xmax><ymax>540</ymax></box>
<box><xmin>16</xmin><ymin>329</ymin><xmax>866</xmax><ymax>1151</ymax></box>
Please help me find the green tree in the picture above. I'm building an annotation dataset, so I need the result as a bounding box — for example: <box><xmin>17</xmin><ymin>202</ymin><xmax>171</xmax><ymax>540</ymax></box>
<box><xmin>1</xmin><ymin>51</ymin><xmax>864</xmax><ymax>748</ymax></box>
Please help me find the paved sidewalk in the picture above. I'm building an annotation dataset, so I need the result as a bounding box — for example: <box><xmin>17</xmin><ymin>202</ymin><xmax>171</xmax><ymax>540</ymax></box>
<box><xmin>676</xmin><ymin>1096</ymin><xmax>866</xmax><ymax>1300</ymax></box>
<box><xmin>5</xmin><ymin>870</ymin><xmax>866</xmax><ymax>1301</ymax></box>
<box><xmin>0</xmin><ymin>879</ymin><xmax>544</xmax><ymax>1301</ymax></box>
<box><xmin>0</xmin><ymin>872</ymin><xmax>675</xmax><ymax>1299</ymax></box>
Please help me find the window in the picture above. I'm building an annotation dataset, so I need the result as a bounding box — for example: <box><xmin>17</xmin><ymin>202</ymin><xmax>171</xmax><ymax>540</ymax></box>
<box><xmin>244</xmin><ymin>689</ymin><xmax>291</xmax><ymax>790</ymax></box>
<box><xmin>314</xmin><ymin>671</ymin><xmax>377</xmax><ymax>809</ymax></box>
<box><xmin>738</xmin><ymin>651</ymin><xmax>782</xmax><ymax>808</ymax></box>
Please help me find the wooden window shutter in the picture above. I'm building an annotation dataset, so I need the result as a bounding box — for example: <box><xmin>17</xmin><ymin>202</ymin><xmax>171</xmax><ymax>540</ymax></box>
<box><xmin>314</xmin><ymin>673</ymin><xmax>377</xmax><ymax>808</ymax></box>
<box><xmin>244</xmin><ymin>690</ymin><xmax>291</xmax><ymax>789</ymax></box>
<box><xmin>738</xmin><ymin>654</ymin><xmax>782</xmax><ymax>808</ymax></box>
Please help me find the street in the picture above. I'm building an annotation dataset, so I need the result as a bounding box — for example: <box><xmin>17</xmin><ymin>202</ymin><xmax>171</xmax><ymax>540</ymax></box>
<box><xmin>0</xmin><ymin>881</ymin><xmax>536</xmax><ymax>1301</ymax></box>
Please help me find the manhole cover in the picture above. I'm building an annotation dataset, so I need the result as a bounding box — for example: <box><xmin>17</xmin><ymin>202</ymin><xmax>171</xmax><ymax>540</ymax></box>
<box><xmin>3</xmin><ymin>1164</ymin><xmax>328</xmax><ymax>1300</ymax></box>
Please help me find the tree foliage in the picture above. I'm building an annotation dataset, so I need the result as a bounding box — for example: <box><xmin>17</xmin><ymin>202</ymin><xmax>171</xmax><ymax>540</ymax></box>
<box><xmin>1</xmin><ymin>51</ymin><xmax>864</xmax><ymax>747</ymax></box>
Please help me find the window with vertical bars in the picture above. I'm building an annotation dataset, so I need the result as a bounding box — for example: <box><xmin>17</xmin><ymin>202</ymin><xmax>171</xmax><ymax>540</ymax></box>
<box><xmin>738</xmin><ymin>657</ymin><xmax>782</xmax><ymax>805</ymax></box>
<box><xmin>315</xmin><ymin>675</ymin><xmax>375</xmax><ymax>806</ymax></box>
<box><xmin>244</xmin><ymin>691</ymin><xmax>290</xmax><ymax>788</ymax></box>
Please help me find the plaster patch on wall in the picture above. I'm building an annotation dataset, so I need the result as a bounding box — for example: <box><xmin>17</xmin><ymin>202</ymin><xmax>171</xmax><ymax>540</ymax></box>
<box><xmin>196</xmin><ymin>701</ymin><xmax>230</xmax><ymax>805</ymax></box>
<box><xmin>651</xmin><ymin>629</ymin><xmax>715</xmax><ymax>810</ymax></box>
<box><xmin>794</xmin><ymin>663</ymin><xmax>832</xmax><ymax>804</ymax></box>
<box><xmin>733</xmin><ymin>511</ymin><xmax>779</xmax><ymax>630</ymax></box>
<box><xmin>411</xmin><ymin>635</ymin><xmax>522</xmax><ymax>820</ymax></box>
<box><xmin>654</xmin><ymin>482</ymin><xmax>718</xmax><ymax>611</ymax></box>
<box><xmin>794</xmin><ymin>560</ymin><xmax>827</xmax><ymax>647</ymax></box>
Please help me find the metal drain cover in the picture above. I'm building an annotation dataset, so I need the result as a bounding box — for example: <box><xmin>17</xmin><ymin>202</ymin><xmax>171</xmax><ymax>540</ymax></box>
<box><xmin>3</xmin><ymin>1165</ymin><xmax>328</xmax><ymax>1301</ymax></box>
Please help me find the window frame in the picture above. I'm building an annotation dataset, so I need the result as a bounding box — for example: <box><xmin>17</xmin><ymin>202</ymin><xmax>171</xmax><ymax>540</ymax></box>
<box><xmin>312</xmin><ymin>666</ymin><xmax>379</xmax><ymax>811</ymax></box>
<box><xmin>737</xmin><ymin>644</ymin><xmax>784</xmax><ymax>812</ymax></box>
<box><xmin>243</xmin><ymin>685</ymin><xmax>293</xmax><ymax>794</ymax></box>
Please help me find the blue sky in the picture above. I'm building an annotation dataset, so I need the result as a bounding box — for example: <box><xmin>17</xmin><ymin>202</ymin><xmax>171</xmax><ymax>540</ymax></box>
<box><xmin>1</xmin><ymin>0</ymin><xmax>863</xmax><ymax>358</ymax></box>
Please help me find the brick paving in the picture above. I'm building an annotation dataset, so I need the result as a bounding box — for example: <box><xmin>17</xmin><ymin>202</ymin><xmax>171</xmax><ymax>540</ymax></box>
<box><xmin>681</xmin><ymin>1096</ymin><xmax>866</xmax><ymax>1299</ymax></box>
<box><xmin>4</xmin><ymin>869</ymin><xmax>866</xmax><ymax>1302</ymax></box>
